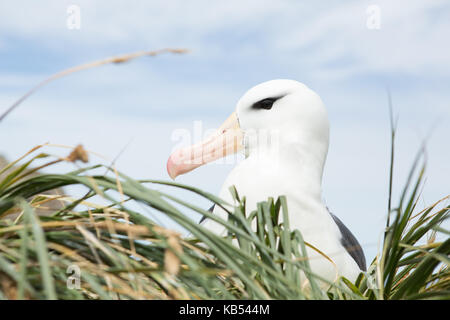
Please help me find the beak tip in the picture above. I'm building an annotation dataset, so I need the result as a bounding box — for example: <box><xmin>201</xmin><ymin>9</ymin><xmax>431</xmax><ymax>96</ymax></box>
<box><xmin>166</xmin><ymin>156</ymin><xmax>178</xmax><ymax>180</ymax></box>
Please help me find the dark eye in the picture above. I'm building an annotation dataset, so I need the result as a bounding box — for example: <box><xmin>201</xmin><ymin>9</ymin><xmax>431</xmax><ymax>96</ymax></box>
<box><xmin>251</xmin><ymin>98</ymin><xmax>278</xmax><ymax>110</ymax></box>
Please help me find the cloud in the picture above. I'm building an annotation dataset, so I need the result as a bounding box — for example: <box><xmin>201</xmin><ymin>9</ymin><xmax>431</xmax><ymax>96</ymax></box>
<box><xmin>1</xmin><ymin>1</ymin><xmax>448</xmax><ymax>74</ymax></box>
<box><xmin>273</xmin><ymin>0</ymin><xmax>450</xmax><ymax>77</ymax></box>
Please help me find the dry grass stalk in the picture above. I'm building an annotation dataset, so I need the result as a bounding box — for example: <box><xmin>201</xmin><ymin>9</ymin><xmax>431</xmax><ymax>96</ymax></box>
<box><xmin>0</xmin><ymin>48</ymin><xmax>188</xmax><ymax>123</ymax></box>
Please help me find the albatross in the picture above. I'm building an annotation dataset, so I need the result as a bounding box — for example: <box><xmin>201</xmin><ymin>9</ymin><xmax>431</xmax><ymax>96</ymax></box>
<box><xmin>166</xmin><ymin>79</ymin><xmax>366</xmax><ymax>284</ymax></box>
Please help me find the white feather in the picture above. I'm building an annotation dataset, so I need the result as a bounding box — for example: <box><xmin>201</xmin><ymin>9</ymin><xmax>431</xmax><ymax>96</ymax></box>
<box><xmin>203</xmin><ymin>79</ymin><xmax>362</xmax><ymax>284</ymax></box>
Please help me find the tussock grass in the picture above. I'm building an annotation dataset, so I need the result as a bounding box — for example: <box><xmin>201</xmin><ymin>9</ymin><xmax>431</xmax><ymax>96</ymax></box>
<box><xmin>0</xmin><ymin>142</ymin><xmax>448</xmax><ymax>300</ymax></box>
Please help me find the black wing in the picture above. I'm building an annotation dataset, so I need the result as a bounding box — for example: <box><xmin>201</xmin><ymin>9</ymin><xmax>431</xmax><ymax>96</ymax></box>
<box><xmin>199</xmin><ymin>204</ymin><xmax>215</xmax><ymax>224</ymax></box>
<box><xmin>328</xmin><ymin>210</ymin><xmax>366</xmax><ymax>271</ymax></box>
<box><xmin>201</xmin><ymin>204</ymin><xmax>367</xmax><ymax>271</ymax></box>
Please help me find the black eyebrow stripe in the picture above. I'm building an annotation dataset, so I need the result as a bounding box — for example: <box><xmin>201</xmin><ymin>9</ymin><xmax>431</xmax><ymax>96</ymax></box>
<box><xmin>251</xmin><ymin>95</ymin><xmax>285</xmax><ymax>110</ymax></box>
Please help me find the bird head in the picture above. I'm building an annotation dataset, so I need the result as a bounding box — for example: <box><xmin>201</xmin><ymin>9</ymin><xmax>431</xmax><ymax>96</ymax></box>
<box><xmin>167</xmin><ymin>79</ymin><xmax>329</xmax><ymax>179</ymax></box>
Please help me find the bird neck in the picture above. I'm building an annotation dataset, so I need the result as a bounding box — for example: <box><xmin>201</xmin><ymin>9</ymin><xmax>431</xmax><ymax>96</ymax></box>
<box><xmin>244</xmin><ymin>139</ymin><xmax>328</xmax><ymax>200</ymax></box>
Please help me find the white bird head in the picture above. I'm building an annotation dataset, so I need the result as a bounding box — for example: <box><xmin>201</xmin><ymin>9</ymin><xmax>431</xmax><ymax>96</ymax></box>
<box><xmin>236</xmin><ymin>79</ymin><xmax>329</xmax><ymax>158</ymax></box>
<box><xmin>167</xmin><ymin>79</ymin><xmax>329</xmax><ymax>180</ymax></box>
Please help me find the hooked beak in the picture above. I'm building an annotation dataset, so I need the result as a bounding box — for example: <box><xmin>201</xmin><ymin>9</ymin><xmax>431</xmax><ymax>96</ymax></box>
<box><xmin>167</xmin><ymin>112</ymin><xmax>243</xmax><ymax>179</ymax></box>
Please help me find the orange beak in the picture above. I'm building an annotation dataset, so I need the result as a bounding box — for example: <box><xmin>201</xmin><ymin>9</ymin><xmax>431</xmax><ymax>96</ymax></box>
<box><xmin>167</xmin><ymin>112</ymin><xmax>243</xmax><ymax>179</ymax></box>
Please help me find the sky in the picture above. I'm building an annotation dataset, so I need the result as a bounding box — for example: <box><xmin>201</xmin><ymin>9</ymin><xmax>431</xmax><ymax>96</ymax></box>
<box><xmin>0</xmin><ymin>0</ymin><xmax>449</xmax><ymax>261</ymax></box>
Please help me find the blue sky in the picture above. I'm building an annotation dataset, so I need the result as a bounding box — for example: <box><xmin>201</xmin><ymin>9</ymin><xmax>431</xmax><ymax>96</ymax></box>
<box><xmin>1</xmin><ymin>0</ymin><xmax>449</xmax><ymax>261</ymax></box>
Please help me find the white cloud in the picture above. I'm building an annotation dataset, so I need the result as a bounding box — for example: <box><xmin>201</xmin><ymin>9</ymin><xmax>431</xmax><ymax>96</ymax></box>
<box><xmin>273</xmin><ymin>0</ymin><xmax>450</xmax><ymax>76</ymax></box>
<box><xmin>2</xmin><ymin>0</ymin><xmax>449</xmax><ymax>77</ymax></box>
